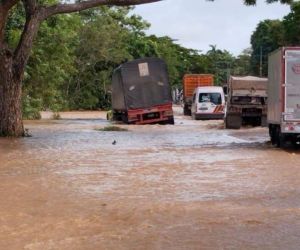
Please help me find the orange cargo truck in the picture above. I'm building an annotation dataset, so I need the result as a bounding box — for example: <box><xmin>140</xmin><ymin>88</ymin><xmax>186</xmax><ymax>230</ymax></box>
<box><xmin>183</xmin><ymin>74</ymin><xmax>214</xmax><ymax>115</ymax></box>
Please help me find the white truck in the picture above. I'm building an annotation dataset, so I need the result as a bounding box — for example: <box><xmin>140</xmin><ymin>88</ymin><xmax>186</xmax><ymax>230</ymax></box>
<box><xmin>268</xmin><ymin>47</ymin><xmax>300</xmax><ymax>147</ymax></box>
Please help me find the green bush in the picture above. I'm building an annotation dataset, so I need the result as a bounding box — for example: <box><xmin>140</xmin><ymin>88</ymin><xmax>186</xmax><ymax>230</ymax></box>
<box><xmin>22</xmin><ymin>95</ymin><xmax>42</xmax><ymax>120</ymax></box>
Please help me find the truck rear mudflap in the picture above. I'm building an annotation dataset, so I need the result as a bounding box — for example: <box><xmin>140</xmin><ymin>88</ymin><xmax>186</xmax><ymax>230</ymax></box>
<box><xmin>127</xmin><ymin>103</ymin><xmax>174</xmax><ymax>125</ymax></box>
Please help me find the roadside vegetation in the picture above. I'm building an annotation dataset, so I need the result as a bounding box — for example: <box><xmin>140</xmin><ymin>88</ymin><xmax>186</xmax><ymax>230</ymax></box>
<box><xmin>96</xmin><ymin>126</ymin><xmax>128</xmax><ymax>132</ymax></box>
<box><xmin>251</xmin><ymin>2</ymin><xmax>300</xmax><ymax>76</ymax></box>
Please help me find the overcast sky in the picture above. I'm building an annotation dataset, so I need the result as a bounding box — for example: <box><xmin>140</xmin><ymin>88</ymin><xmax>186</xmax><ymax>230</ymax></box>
<box><xmin>132</xmin><ymin>0</ymin><xmax>291</xmax><ymax>56</ymax></box>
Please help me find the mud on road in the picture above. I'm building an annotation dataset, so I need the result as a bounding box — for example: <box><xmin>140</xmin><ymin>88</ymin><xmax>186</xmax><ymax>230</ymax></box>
<box><xmin>1</xmin><ymin>108</ymin><xmax>300</xmax><ymax>250</ymax></box>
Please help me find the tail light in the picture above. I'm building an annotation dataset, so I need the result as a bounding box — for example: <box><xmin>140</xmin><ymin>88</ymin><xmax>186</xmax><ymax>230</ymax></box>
<box><xmin>284</xmin><ymin>123</ymin><xmax>295</xmax><ymax>131</ymax></box>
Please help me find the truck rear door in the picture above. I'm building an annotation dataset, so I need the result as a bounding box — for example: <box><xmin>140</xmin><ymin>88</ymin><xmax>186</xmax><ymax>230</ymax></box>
<box><xmin>284</xmin><ymin>49</ymin><xmax>300</xmax><ymax>121</ymax></box>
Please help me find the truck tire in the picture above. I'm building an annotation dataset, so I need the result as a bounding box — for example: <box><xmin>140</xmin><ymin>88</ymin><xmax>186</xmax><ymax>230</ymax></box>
<box><xmin>277</xmin><ymin>133</ymin><xmax>286</xmax><ymax>148</ymax></box>
<box><xmin>113</xmin><ymin>112</ymin><xmax>122</xmax><ymax>122</ymax></box>
<box><xmin>121</xmin><ymin>113</ymin><xmax>129</xmax><ymax>124</ymax></box>
<box><xmin>191</xmin><ymin>113</ymin><xmax>198</xmax><ymax>120</ymax></box>
<box><xmin>292</xmin><ymin>136</ymin><xmax>300</xmax><ymax>149</ymax></box>
<box><xmin>183</xmin><ymin>105</ymin><xmax>191</xmax><ymax>116</ymax></box>
<box><xmin>167</xmin><ymin>117</ymin><xmax>175</xmax><ymax>125</ymax></box>
<box><xmin>275</xmin><ymin>126</ymin><xmax>286</xmax><ymax>148</ymax></box>
<box><xmin>269</xmin><ymin>125</ymin><xmax>277</xmax><ymax>145</ymax></box>
<box><xmin>261</xmin><ymin>115</ymin><xmax>267</xmax><ymax>127</ymax></box>
<box><xmin>225</xmin><ymin>114</ymin><xmax>242</xmax><ymax>129</ymax></box>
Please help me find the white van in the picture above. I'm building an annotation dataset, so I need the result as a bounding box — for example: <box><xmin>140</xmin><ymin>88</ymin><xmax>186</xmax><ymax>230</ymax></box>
<box><xmin>191</xmin><ymin>86</ymin><xmax>225</xmax><ymax>120</ymax></box>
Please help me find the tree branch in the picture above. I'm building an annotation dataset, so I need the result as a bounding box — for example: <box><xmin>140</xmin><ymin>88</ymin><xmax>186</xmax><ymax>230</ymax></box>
<box><xmin>0</xmin><ymin>0</ymin><xmax>20</xmax><ymax>45</ymax></box>
<box><xmin>13</xmin><ymin>0</ymin><xmax>41</xmax><ymax>81</ymax></box>
<box><xmin>1</xmin><ymin>0</ymin><xmax>20</xmax><ymax>10</ymax></box>
<box><xmin>41</xmin><ymin>0</ymin><xmax>161</xmax><ymax>19</ymax></box>
<box><xmin>22</xmin><ymin>0</ymin><xmax>37</xmax><ymax>16</ymax></box>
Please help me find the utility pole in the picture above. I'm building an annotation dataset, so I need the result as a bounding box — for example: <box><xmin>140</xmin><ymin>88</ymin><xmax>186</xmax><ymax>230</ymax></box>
<box><xmin>259</xmin><ymin>46</ymin><xmax>263</xmax><ymax>77</ymax></box>
<box><xmin>226</xmin><ymin>62</ymin><xmax>231</xmax><ymax>83</ymax></box>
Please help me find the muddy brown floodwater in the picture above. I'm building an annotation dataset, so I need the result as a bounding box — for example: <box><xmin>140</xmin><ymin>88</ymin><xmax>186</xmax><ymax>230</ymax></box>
<box><xmin>1</xmin><ymin>107</ymin><xmax>300</xmax><ymax>250</ymax></box>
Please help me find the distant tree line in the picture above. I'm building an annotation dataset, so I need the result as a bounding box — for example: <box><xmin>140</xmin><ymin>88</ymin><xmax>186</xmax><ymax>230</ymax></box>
<box><xmin>250</xmin><ymin>2</ymin><xmax>300</xmax><ymax>76</ymax></box>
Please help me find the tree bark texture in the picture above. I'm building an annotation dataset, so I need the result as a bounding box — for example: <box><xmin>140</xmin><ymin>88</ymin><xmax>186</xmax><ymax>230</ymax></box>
<box><xmin>0</xmin><ymin>51</ymin><xmax>24</xmax><ymax>136</ymax></box>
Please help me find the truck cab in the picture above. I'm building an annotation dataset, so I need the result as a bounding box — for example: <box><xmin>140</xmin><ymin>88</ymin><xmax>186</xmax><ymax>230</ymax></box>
<box><xmin>191</xmin><ymin>86</ymin><xmax>225</xmax><ymax>120</ymax></box>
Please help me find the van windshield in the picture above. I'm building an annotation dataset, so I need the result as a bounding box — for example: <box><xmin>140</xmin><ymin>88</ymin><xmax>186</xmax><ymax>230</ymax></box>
<box><xmin>199</xmin><ymin>93</ymin><xmax>222</xmax><ymax>105</ymax></box>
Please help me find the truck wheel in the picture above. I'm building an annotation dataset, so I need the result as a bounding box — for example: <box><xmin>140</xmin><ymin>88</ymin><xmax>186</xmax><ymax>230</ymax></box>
<box><xmin>121</xmin><ymin>114</ymin><xmax>129</xmax><ymax>124</ymax></box>
<box><xmin>269</xmin><ymin>126</ymin><xmax>277</xmax><ymax>145</ymax></box>
<box><xmin>183</xmin><ymin>105</ymin><xmax>191</xmax><ymax>116</ymax></box>
<box><xmin>261</xmin><ymin>115</ymin><xmax>267</xmax><ymax>127</ymax></box>
<box><xmin>277</xmin><ymin>134</ymin><xmax>285</xmax><ymax>148</ymax></box>
<box><xmin>275</xmin><ymin>126</ymin><xmax>285</xmax><ymax>148</ymax></box>
<box><xmin>167</xmin><ymin>117</ymin><xmax>175</xmax><ymax>125</ymax></box>
<box><xmin>191</xmin><ymin>113</ymin><xmax>198</xmax><ymax>120</ymax></box>
<box><xmin>225</xmin><ymin>115</ymin><xmax>242</xmax><ymax>129</ymax></box>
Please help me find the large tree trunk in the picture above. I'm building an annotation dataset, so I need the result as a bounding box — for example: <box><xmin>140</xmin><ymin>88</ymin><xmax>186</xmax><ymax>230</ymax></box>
<box><xmin>0</xmin><ymin>52</ymin><xmax>24</xmax><ymax>137</ymax></box>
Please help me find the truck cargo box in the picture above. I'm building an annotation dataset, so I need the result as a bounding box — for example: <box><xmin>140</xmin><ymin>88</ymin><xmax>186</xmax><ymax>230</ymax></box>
<box><xmin>183</xmin><ymin>74</ymin><xmax>214</xmax><ymax>99</ymax></box>
<box><xmin>268</xmin><ymin>47</ymin><xmax>300</xmax><ymax>147</ymax></box>
<box><xmin>111</xmin><ymin>58</ymin><xmax>174</xmax><ymax>125</ymax></box>
<box><xmin>112</xmin><ymin>58</ymin><xmax>172</xmax><ymax>111</ymax></box>
<box><xmin>182</xmin><ymin>74</ymin><xmax>214</xmax><ymax>115</ymax></box>
<box><xmin>268</xmin><ymin>47</ymin><xmax>300</xmax><ymax>124</ymax></box>
<box><xmin>230</xmin><ymin>76</ymin><xmax>268</xmax><ymax>92</ymax></box>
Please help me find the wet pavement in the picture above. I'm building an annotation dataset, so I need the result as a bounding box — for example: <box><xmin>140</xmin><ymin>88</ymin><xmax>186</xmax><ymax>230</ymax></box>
<box><xmin>1</xmin><ymin>107</ymin><xmax>300</xmax><ymax>249</ymax></box>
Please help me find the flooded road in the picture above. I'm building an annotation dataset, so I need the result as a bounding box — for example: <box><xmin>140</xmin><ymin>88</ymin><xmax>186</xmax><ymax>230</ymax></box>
<box><xmin>1</xmin><ymin>107</ymin><xmax>300</xmax><ymax>250</ymax></box>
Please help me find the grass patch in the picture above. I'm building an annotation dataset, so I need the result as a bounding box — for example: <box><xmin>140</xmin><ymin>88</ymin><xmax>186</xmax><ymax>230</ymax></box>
<box><xmin>97</xmin><ymin>126</ymin><xmax>128</xmax><ymax>132</ymax></box>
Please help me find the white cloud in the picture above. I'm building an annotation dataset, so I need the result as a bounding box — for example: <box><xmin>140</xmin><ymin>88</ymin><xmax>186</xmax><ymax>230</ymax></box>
<box><xmin>132</xmin><ymin>0</ymin><xmax>291</xmax><ymax>55</ymax></box>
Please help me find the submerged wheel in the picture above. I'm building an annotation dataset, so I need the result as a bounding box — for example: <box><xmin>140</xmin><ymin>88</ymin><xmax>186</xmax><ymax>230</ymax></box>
<box><xmin>261</xmin><ymin>115</ymin><xmax>267</xmax><ymax>127</ymax></box>
<box><xmin>168</xmin><ymin>117</ymin><xmax>175</xmax><ymax>125</ymax></box>
<box><xmin>275</xmin><ymin>126</ymin><xmax>285</xmax><ymax>148</ymax></box>
<box><xmin>269</xmin><ymin>126</ymin><xmax>277</xmax><ymax>145</ymax></box>
<box><xmin>121</xmin><ymin>114</ymin><xmax>129</xmax><ymax>124</ymax></box>
<box><xmin>225</xmin><ymin>114</ymin><xmax>242</xmax><ymax>129</ymax></box>
<box><xmin>183</xmin><ymin>105</ymin><xmax>191</xmax><ymax>116</ymax></box>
